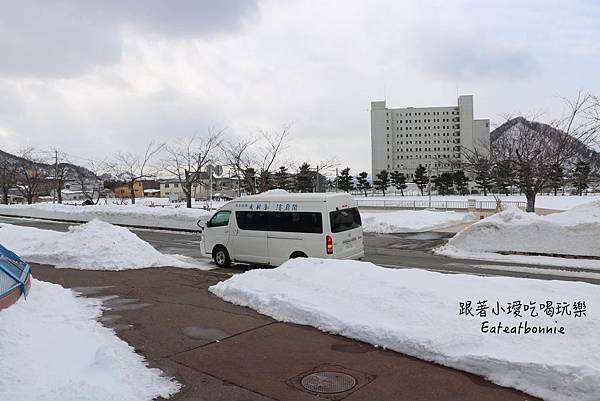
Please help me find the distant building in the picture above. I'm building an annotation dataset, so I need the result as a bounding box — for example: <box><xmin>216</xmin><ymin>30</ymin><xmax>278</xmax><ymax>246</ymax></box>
<box><xmin>159</xmin><ymin>175</ymin><xmax>239</xmax><ymax>201</ymax></box>
<box><xmin>114</xmin><ymin>180</ymin><xmax>160</xmax><ymax>199</ymax></box>
<box><xmin>159</xmin><ymin>178</ymin><xmax>196</xmax><ymax>202</ymax></box>
<box><xmin>370</xmin><ymin>95</ymin><xmax>490</xmax><ymax>179</ymax></box>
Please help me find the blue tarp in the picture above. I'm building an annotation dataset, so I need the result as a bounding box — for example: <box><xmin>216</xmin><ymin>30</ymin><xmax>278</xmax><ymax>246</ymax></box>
<box><xmin>0</xmin><ymin>244</ymin><xmax>31</xmax><ymax>300</ymax></box>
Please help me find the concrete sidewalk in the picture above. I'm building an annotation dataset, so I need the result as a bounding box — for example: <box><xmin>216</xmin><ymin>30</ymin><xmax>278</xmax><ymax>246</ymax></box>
<box><xmin>32</xmin><ymin>264</ymin><xmax>539</xmax><ymax>401</ymax></box>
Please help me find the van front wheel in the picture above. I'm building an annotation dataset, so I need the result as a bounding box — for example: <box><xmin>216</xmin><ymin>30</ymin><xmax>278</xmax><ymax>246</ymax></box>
<box><xmin>213</xmin><ymin>246</ymin><xmax>231</xmax><ymax>268</ymax></box>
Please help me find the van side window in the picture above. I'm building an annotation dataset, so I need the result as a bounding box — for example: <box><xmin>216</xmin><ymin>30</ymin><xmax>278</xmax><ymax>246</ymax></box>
<box><xmin>208</xmin><ymin>211</ymin><xmax>231</xmax><ymax>227</ymax></box>
<box><xmin>235</xmin><ymin>211</ymin><xmax>323</xmax><ymax>233</ymax></box>
<box><xmin>236</xmin><ymin>211</ymin><xmax>269</xmax><ymax>231</ymax></box>
<box><xmin>270</xmin><ymin>212</ymin><xmax>323</xmax><ymax>233</ymax></box>
<box><xmin>329</xmin><ymin>208</ymin><xmax>362</xmax><ymax>233</ymax></box>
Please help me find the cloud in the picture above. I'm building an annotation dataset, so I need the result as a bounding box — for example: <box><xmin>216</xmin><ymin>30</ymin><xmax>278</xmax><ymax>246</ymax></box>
<box><xmin>0</xmin><ymin>0</ymin><xmax>599</xmax><ymax>175</ymax></box>
<box><xmin>413</xmin><ymin>31</ymin><xmax>536</xmax><ymax>81</ymax></box>
<box><xmin>0</xmin><ymin>0</ymin><xmax>258</xmax><ymax>77</ymax></box>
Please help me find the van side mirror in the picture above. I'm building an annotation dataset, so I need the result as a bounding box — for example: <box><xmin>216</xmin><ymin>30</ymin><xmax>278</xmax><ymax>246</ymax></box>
<box><xmin>198</xmin><ymin>218</ymin><xmax>209</xmax><ymax>229</ymax></box>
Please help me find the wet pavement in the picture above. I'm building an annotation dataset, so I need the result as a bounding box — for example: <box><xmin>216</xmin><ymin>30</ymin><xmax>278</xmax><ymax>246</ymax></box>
<box><xmin>32</xmin><ymin>263</ymin><xmax>540</xmax><ymax>401</ymax></box>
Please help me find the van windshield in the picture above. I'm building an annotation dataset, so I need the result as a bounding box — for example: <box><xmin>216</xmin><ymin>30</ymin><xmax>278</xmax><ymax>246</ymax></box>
<box><xmin>329</xmin><ymin>207</ymin><xmax>361</xmax><ymax>233</ymax></box>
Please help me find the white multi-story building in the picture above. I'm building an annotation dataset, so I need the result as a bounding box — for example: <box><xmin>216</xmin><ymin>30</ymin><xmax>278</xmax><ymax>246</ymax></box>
<box><xmin>371</xmin><ymin>95</ymin><xmax>489</xmax><ymax>180</ymax></box>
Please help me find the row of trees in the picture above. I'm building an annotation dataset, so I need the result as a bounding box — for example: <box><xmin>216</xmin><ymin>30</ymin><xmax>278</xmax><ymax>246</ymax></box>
<box><xmin>0</xmin><ymin>124</ymin><xmax>342</xmax><ymax>207</ymax></box>
<box><xmin>461</xmin><ymin>93</ymin><xmax>600</xmax><ymax>212</ymax></box>
<box><xmin>466</xmin><ymin>155</ymin><xmax>595</xmax><ymax>198</ymax></box>
<box><xmin>336</xmin><ymin>166</ymin><xmax>471</xmax><ymax>197</ymax></box>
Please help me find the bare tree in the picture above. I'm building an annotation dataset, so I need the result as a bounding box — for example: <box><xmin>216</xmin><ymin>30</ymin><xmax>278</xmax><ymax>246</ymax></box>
<box><xmin>111</xmin><ymin>141</ymin><xmax>164</xmax><ymax>204</ymax></box>
<box><xmin>74</xmin><ymin>159</ymin><xmax>108</xmax><ymax>204</ymax></box>
<box><xmin>490</xmin><ymin>92</ymin><xmax>600</xmax><ymax>212</ymax></box>
<box><xmin>221</xmin><ymin>136</ymin><xmax>259</xmax><ymax>196</ymax></box>
<box><xmin>15</xmin><ymin>147</ymin><xmax>47</xmax><ymax>204</ymax></box>
<box><xmin>163</xmin><ymin>129</ymin><xmax>224</xmax><ymax>208</ymax></box>
<box><xmin>256</xmin><ymin>125</ymin><xmax>291</xmax><ymax>193</ymax></box>
<box><xmin>48</xmin><ymin>148</ymin><xmax>71</xmax><ymax>204</ymax></box>
<box><xmin>221</xmin><ymin>124</ymin><xmax>292</xmax><ymax>196</ymax></box>
<box><xmin>0</xmin><ymin>156</ymin><xmax>17</xmax><ymax>204</ymax></box>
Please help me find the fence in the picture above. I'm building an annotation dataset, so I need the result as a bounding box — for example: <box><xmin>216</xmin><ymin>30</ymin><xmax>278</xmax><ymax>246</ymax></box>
<box><xmin>355</xmin><ymin>198</ymin><xmax>526</xmax><ymax>211</ymax></box>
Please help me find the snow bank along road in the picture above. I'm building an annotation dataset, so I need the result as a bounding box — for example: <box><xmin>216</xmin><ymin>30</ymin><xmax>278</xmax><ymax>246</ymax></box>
<box><xmin>211</xmin><ymin>258</ymin><xmax>600</xmax><ymax>401</ymax></box>
<box><xmin>0</xmin><ymin>203</ymin><xmax>212</xmax><ymax>231</ymax></box>
<box><xmin>1</xmin><ymin>215</ymin><xmax>600</xmax><ymax>284</ymax></box>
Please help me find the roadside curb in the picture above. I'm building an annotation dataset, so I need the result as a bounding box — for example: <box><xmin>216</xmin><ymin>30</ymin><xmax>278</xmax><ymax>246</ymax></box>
<box><xmin>0</xmin><ymin>213</ymin><xmax>200</xmax><ymax>234</ymax></box>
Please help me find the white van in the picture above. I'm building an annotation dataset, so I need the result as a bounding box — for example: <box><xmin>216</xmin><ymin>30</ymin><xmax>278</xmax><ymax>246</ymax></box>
<box><xmin>201</xmin><ymin>192</ymin><xmax>364</xmax><ymax>267</ymax></box>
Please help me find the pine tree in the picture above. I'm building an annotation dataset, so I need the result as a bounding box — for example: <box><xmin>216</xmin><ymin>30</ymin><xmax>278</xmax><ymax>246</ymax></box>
<box><xmin>493</xmin><ymin>160</ymin><xmax>514</xmax><ymax>196</ymax></box>
<box><xmin>573</xmin><ymin>160</ymin><xmax>591</xmax><ymax>196</ymax></box>
<box><xmin>373</xmin><ymin>170</ymin><xmax>390</xmax><ymax>196</ymax></box>
<box><xmin>257</xmin><ymin>169</ymin><xmax>273</xmax><ymax>193</ymax></box>
<box><xmin>337</xmin><ymin>167</ymin><xmax>354</xmax><ymax>192</ymax></box>
<box><xmin>390</xmin><ymin>171</ymin><xmax>407</xmax><ymax>196</ymax></box>
<box><xmin>355</xmin><ymin>171</ymin><xmax>371</xmax><ymax>196</ymax></box>
<box><xmin>453</xmin><ymin>170</ymin><xmax>469</xmax><ymax>195</ymax></box>
<box><xmin>474</xmin><ymin>158</ymin><xmax>493</xmax><ymax>196</ymax></box>
<box><xmin>295</xmin><ymin>163</ymin><xmax>313</xmax><ymax>192</ymax></box>
<box><xmin>548</xmin><ymin>163</ymin><xmax>564</xmax><ymax>196</ymax></box>
<box><xmin>414</xmin><ymin>165</ymin><xmax>428</xmax><ymax>196</ymax></box>
<box><xmin>434</xmin><ymin>172</ymin><xmax>454</xmax><ymax>195</ymax></box>
<box><xmin>274</xmin><ymin>166</ymin><xmax>292</xmax><ymax>190</ymax></box>
<box><xmin>243</xmin><ymin>167</ymin><xmax>256</xmax><ymax>194</ymax></box>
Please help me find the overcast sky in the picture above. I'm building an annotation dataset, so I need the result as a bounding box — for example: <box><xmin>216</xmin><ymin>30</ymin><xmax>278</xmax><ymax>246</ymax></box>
<box><xmin>1</xmin><ymin>0</ymin><xmax>599</xmax><ymax>173</ymax></box>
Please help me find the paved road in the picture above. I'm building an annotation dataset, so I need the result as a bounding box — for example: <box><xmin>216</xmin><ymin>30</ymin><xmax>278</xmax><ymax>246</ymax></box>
<box><xmin>2</xmin><ymin>216</ymin><xmax>600</xmax><ymax>284</ymax></box>
<box><xmin>32</xmin><ymin>263</ymin><xmax>539</xmax><ymax>401</ymax></box>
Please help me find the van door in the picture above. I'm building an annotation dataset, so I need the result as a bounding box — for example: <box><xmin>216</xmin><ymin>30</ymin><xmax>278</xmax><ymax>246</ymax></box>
<box><xmin>268</xmin><ymin>211</ymin><xmax>324</xmax><ymax>265</ymax></box>
<box><xmin>203</xmin><ymin>210</ymin><xmax>232</xmax><ymax>255</ymax></box>
<box><xmin>229</xmin><ymin>211</ymin><xmax>269</xmax><ymax>264</ymax></box>
<box><xmin>328</xmin><ymin>207</ymin><xmax>364</xmax><ymax>259</ymax></box>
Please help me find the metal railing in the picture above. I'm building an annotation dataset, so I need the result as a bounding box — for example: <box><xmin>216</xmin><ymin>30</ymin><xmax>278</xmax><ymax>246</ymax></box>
<box><xmin>355</xmin><ymin>198</ymin><xmax>526</xmax><ymax>211</ymax></box>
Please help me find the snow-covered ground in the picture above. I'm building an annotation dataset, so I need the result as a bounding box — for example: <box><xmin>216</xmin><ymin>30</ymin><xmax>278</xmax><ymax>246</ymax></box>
<box><xmin>0</xmin><ymin>203</ymin><xmax>212</xmax><ymax>231</ymax></box>
<box><xmin>436</xmin><ymin>201</ymin><xmax>600</xmax><ymax>268</ymax></box>
<box><xmin>0</xmin><ymin>279</ymin><xmax>180</xmax><ymax>401</ymax></box>
<box><xmin>210</xmin><ymin>258</ymin><xmax>600</xmax><ymax>401</ymax></box>
<box><xmin>355</xmin><ymin>194</ymin><xmax>600</xmax><ymax>210</ymax></box>
<box><xmin>0</xmin><ymin>219</ymin><xmax>212</xmax><ymax>270</ymax></box>
<box><xmin>1</xmin><ymin>202</ymin><xmax>476</xmax><ymax>234</ymax></box>
<box><xmin>361</xmin><ymin>210</ymin><xmax>475</xmax><ymax>233</ymax></box>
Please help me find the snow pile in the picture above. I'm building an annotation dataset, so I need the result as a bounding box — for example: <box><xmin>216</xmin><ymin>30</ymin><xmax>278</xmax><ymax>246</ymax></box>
<box><xmin>210</xmin><ymin>258</ymin><xmax>600</xmax><ymax>401</ymax></box>
<box><xmin>436</xmin><ymin>201</ymin><xmax>600</xmax><ymax>262</ymax></box>
<box><xmin>0</xmin><ymin>279</ymin><xmax>180</xmax><ymax>401</ymax></box>
<box><xmin>0</xmin><ymin>203</ymin><xmax>212</xmax><ymax>231</ymax></box>
<box><xmin>361</xmin><ymin>210</ymin><xmax>475</xmax><ymax>233</ymax></box>
<box><xmin>261</xmin><ymin>189</ymin><xmax>288</xmax><ymax>194</ymax></box>
<box><xmin>0</xmin><ymin>219</ymin><xmax>203</xmax><ymax>270</ymax></box>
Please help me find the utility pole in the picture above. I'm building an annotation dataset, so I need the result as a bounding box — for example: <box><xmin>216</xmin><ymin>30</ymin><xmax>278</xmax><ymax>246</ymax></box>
<box><xmin>53</xmin><ymin>149</ymin><xmax>58</xmax><ymax>204</ymax></box>
<box><xmin>209</xmin><ymin>165</ymin><xmax>213</xmax><ymax>210</ymax></box>
<box><xmin>335</xmin><ymin>167</ymin><xmax>338</xmax><ymax>192</ymax></box>
<box><xmin>315</xmin><ymin>165</ymin><xmax>320</xmax><ymax>192</ymax></box>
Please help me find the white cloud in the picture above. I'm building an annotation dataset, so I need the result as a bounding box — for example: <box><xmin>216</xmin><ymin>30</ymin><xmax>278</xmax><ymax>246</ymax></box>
<box><xmin>0</xmin><ymin>0</ymin><xmax>599</xmax><ymax>174</ymax></box>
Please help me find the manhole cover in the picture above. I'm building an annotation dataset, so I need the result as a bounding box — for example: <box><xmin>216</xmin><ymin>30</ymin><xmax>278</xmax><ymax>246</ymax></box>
<box><xmin>301</xmin><ymin>371</ymin><xmax>357</xmax><ymax>394</ymax></box>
